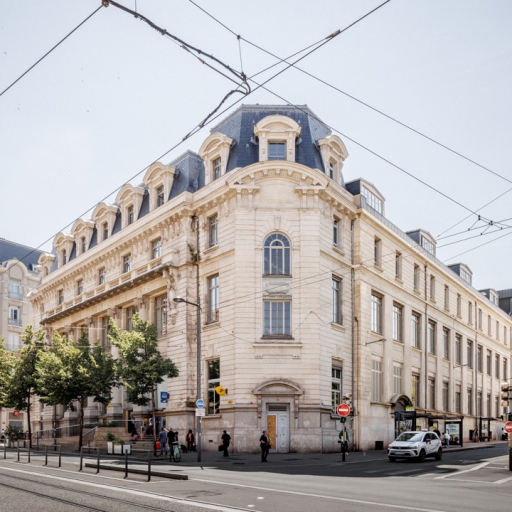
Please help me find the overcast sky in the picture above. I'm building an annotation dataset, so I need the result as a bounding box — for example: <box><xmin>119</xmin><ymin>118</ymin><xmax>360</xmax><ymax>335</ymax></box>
<box><xmin>2</xmin><ymin>0</ymin><xmax>511</xmax><ymax>291</ymax></box>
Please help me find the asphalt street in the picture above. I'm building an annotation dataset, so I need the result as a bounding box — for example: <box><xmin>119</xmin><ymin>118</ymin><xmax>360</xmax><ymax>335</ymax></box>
<box><xmin>0</xmin><ymin>443</ymin><xmax>511</xmax><ymax>512</ymax></box>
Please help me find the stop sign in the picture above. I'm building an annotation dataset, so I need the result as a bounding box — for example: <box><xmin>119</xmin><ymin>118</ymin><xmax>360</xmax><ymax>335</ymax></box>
<box><xmin>337</xmin><ymin>403</ymin><xmax>350</xmax><ymax>417</ymax></box>
<box><xmin>504</xmin><ymin>421</ymin><xmax>512</xmax><ymax>434</ymax></box>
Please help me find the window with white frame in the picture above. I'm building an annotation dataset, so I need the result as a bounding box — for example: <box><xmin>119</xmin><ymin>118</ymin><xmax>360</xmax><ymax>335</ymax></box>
<box><xmin>77</xmin><ymin>279</ymin><xmax>84</xmax><ymax>296</ymax></box>
<box><xmin>268</xmin><ymin>142</ymin><xmax>286</xmax><ymax>160</ymax></box>
<box><xmin>361</xmin><ymin>186</ymin><xmax>383</xmax><ymax>214</ymax></box>
<box><xmin>487</xmin><ymin>350</ymin><xmax>492</xmax><ymax>376</ymax></box>
<box><xmin>504</xmin><ymin>358</ymin><xmax>508</xmax><ymax>380</ymax></box>
<box><xmin>263</xmin><ymin>301</ymin><xmax>291</xmax><ymax>336</ymax></box>
<box><xmin>374</xmin><ymin>237</ymin><xmax>382</xmax><ymax>267</ymax></box>
<box><xmin>371</xmin><ymin>293</ymin><xmax>382</xmax><ymax>334</ymax></box>
<box><xmin>443</xmin><ymin>328</ymin><xmax>450</xmax><ymax>360</ymax></box>
<box><xmin>487</xmin><ymin>393</ymin><xmax>492</xmax><ymax>418</ymax></box>
<box><xmin>496</xmin><ymin>321</ymin><xmax>500</xmax><ymax>341</ymax></box>
<box><xmin>329</xmin><ymin>160</ymin><xmax>335</xmax><ymax>179</ymax></box>
<box><xmin>332</xmin><ymin>277</ymin><xmax>343</xmax><ymax>325</ymax></box>
<box><xmin>455</xmin><ymin>386</ymin><xmax>461</xmax><ymax>413</ymax></box>
<box><xmin>460</xmin><ymin>267</ymin><xmax>472</xmax><ymax>285</ymax></box>
<box><xmin>456</xmin><ymin>294</ymin><xmax>461</xmax><ymax>316</ymax></box>
<box><xmin>430</xmin><ymin>275</ymin><xmax>436</xmax><ymax>301</ymax></box>
<box><xmin>333</xmin><ymin>218</ymin><xmax>339</xmax><ymax>248</ymax></box>
<box><xmin>496</xmin><ymin>395</ymin><xmax>500</xmax><ymax>418</ymax></box>
<box><xmin>151</xmin><ymin>238</ymin><xmax>162</xmax><ymax>259</ymax></box>
<box><xmin>155</xmin><ymin>295</ymin><xmax>168</xmax><ymax>337</ymax></box>
<box><xmin>477</xmin><ymin>345</ymin><xmax>483</xmax><ymax>372</ymax></box>
<box><xmin>207</xmin><ymin>359</ymin><xmax>220</xmax><ymax>415</ymax></box>
<box><xmin>393</xmin><ymin>364</ymin><xmax>402</xmax><ymax>394</ymax></box>
<box><xmin>126</xmin><ymin>306</ymin><xmax>137</xmax><ymax>332</ymax></box>
<box><xmin>414</xmin><ymin>264</ymin><xmax>420</xmax><ymax>291</ymax></box>
<box><xmin>101</xmin><ymin>316</ymin><xmax>109</xmax><ymax>348</ymax></box>
<box><xmin>122</xmin><ymin>254</ymin><xmax>131</xmax><ymax>273</ymax></box>
<box><xmin>208</xmin><ymin>214</ymin><xmax>218</xmax><ymax>248</ymax></box>
<box><xmin>428</xmin><ymin>320</ymin><xmax>436</xmax><ymax>354</ymax></box>
<box><xmin>442</xmin><ymin>381</ymin><xmax>449</xmax><ymax>412</ymax></box>
<box><xmin>467</xmin><ymin>340</ymin><xmax>473</xmax><ymax>369</ymax></box>
<box><xmin>212</xmin><ymin>157</ymin><xmax>222</xmax><ymax>180</ymax></box>
<box><xmin>412</xmin><ymin>374</ymin><xmax>420</xmax><ymax>407</ymax></box>
<box><xmin>444</xmin><ymin>285</ymin><xmax>449</xmax><ymax>309</ymax></box>
<box><xmin>421</xmin><ymin>236</ymin><xmax>434</xmax><ymax>255</ymax></box>
<box><xmin>392</xmin><ymin>304</ymin><xmax>403</xmax><ymax>342</ymax></box>
<box><xmin>81</xmin><ymin>236</ymin><xmax>87</xmax><ymax>254</ymax></box>
<box><xmin>6</xmin><ymin>333</ymin><xmax>21</xmax><ymax>351</ymax></box>
<box><xmin>156</xmin><ymin>185</ymin><xmax>165</xmax><ymax>207</ymax></box>
<box><xmin>331</xmin><ymin>367</ymin><xmax>342</xmax><ymax>413</ymax></box>
<box><xmin>127</xmin><ymin>205</ymin><xmax>134</xmax><ymax>225</ymax></box>
<box><xmin>428</xmin><ymin>378</ymin><xmax>436</xmax><ymax>410</ymax></box>
<box><xmin>8</xmin><ymin>279</ymin><xmax>22</xmax><ymax>300</ymax></box>
<box><xmin>488</xmin><ymin>315</ymin><xmax>492</xmax><ymax>335</ymax></box>
<box><xmin>207</xmin><ymin>275</ymin><xmax>220</xmax><ymax>323</ymax></box>
<box><xmin>478</xmin><ymin>308</ymin><xmax>482</xmax><ymax>330</ymax></box>
<box><xmin>467</xmin><ymin>388</ymin><xmax>473</xmax><ymax>415</ymax></box>
<box><xmin>411</xmin><ymin>312</ymin><xmax>421</xmax><ymax>349</ymax></box>
<box><xmin>468</xmin><ymin>302</ymin><xmax>473</xmax><ymax>324</ymax></box>
<box><xmin>371</xmin><ymin>360</ymin><xmax>383</xmax><ymax>402</ymax></box>
<box><xmin>395</xmin><ymin>252</ymin><xmax>402</xmax><ymax>280</ymax></box>
<box><xmin>8</xmin><ymin>306</ymin><xmax>21</xmax><ymax>326</ymax></box>
<box><xmin>455</xmin><ymin>334</ymin><xmax>462</xmax><ymax>364</ymax></box>
<box><xmin>263</xmin><ymin>234</ymin><xmax>291</xmax><ymax>275</ymax></box>
<box><xmin>58</xmin><ymin>289</ymin><xmax>64</xmax><ymax>305</ymax></box>
<box><xmin>496</xmin><ymin>354</ymin><xmax>500</xmax><ymax>379</ymax></box>
<box><xmin>98</xmin><ymin>267</ymin><xmax>106</xmax><ymax>285</ymax></box>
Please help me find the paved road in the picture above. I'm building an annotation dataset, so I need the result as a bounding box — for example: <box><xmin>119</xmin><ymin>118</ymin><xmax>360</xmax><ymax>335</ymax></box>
<box><xmin>0</xmin><ymin>443</ymin><xmax>510</xmax><ymax>511</ymax></box>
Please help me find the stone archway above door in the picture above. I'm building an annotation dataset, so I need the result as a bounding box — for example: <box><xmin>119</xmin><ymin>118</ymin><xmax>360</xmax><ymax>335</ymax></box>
<box><xmin>389</xmin><ymin>394</ymin><xmax>413</xmax><ymax>412</ymax></box>
<box><xmin>253</xmin><ymin>378</ymin><xmax>303</xmax><ymax>419</ymax></box>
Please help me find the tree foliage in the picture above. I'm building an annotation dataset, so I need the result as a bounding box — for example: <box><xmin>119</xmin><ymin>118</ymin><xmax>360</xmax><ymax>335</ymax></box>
<box><xmin>109</xmin><ymin>313</ymin><xmax>178</xmax><ymax>449</ymax></box>
<box><xmin>36</xmin><ymin>330</ymin><xmax>117</xmax><ymax>450</ymax></box>
<box><xmin>0</xmin><ymin>339</ymin><xmax>16</xmax><ymax>409</ymax></box>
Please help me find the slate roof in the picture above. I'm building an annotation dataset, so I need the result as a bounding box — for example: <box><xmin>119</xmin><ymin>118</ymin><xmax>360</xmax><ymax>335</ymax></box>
<box><xmin>0</xmin><ymin>238</ymin><xmax>43</xmax><ymax>272</ymax></box>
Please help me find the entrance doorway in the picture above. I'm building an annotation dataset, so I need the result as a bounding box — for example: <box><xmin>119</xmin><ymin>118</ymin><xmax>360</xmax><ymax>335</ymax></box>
<box><xmin>267</xmin><ymin>404</ymin><xmax>289</xmax><ymax>453</ymax></box>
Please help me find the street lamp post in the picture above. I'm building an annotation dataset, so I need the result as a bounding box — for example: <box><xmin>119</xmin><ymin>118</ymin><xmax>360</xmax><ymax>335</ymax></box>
<box><xmin>174</xmin><ymin>296</ymin><xmax>202</xmax><ymax>463</ymax></box>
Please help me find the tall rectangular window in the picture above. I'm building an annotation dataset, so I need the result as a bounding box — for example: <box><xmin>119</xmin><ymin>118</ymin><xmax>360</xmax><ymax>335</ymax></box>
<box><xmin>207</xmin><ymin>359</ymin><xmax>220</xmax><ymax>415</ymax></box>
<box><xmin>329</xmin><ymin>160</ymin><xmax>334</xmax><ymax>179</ymax></box>
<box><xmin>371</xmin><ymin>360</ymin><xmax>383</xmax><ymax>402</ymax></box>
<box><xmin>155</xmin><ymin>295</ymin><xmax>168</xmax><ymax>337</ymax></box>
<box><xmin>496</xmin><ymin>396</ymin><xmax>500</xmax><ymax>418</ymax></box>
<box><xmin>371</xmin><ymin>293</ymin><xmax>382</xmax><ymax>334</ymax></box>
<box><xmin>411</xmin><ymin>312</ymin><xmax>421</xmax><ymax>349</ymax></box>
<box><xmin>8</xmin><ymin>279</ymin><xmax>22</xmax><ymax>300</ymax></box>
<box><xmin>152</xmin><ymin>238</ymin><xmax>162</xmax><ymax>259</ymax></box>
<box><xmin>331</xmin><ymin>367</ymin><xmax>342</xmax><ymax>413</ymax></box>
<box><xmin>477</xmin><ymin>391</ymin><xmax>482</xmax><ymax>417</ymax></box>
<box><xmin>468</xmin><ymin>302</ymin><xmax>473</xmax><ymax>324</ymax></box>
<box><xmin>77</xmin><ymin>279</ymin><xmax>83</xmax><ymax>296</ymax></box>
<box><xmin>478</xmin><ymin>308</ymin><xmax>482</xmax><ymax>330</ymax></box>
<box><xmin>504</xmin><ymin>358</ymin><xmax>508</xmax><ymax>380</ymax></box>
<box><xmin>98</xmin><ymin>267</ymin><xmax>106</xmax><ymax>285</ymax></box>
<box><xmin>487</xmin><ymin>350</ymin><xmax>492</xmax><ymax>376</ymax></box>
<box><xmin>428</xmin><ymin>320</ymin><xmax>436</xmax><ymax>355</ymax></box>
<box><xmin>103</xmin><ymin>222</ymin><xmax>109</xmax><ymax>241</ymax></box>
<box><xmin>392</xmin><ymin>304</ymin><xmax>403</xmax><ymax>342</ymax></box>
<box><xmin>7</xmin><ymin>333</ymin><xmax>21</xmax><ymax>351</ymax></box>
<box><xmin>126</xmin><ymin>307</ymin><xmax>136</xmax><ymax>332</ymax></box>
<box><xmin>268</xmin><ymin>142</ymin><xmax>286</xmax><ymax>160</ymax></box>
<box><xmin>477</xmin><ymin>345</ymin><xmax>483</xmax><ymax>373</ymax></box>
<box><xmin>428</xmin><ymin>378</ymin><xmax>436</xmax><ymax>410</ymax></box>
<box><xmin>496</xmin><ymin>354</ymin><xmax>500</xmax><ymax>379</ymax></box>
<box><xmin>429</xmin><ymin>275</ymin><xmax>436</xmax><ymax>301</ymax></box>
<box><xmin>123</xmin><ymin>254</ymin><xmax>131</xmax><ymax>273</ymax></box>
<box><xmin>467</xmin><ymin>340</ymin><xmax>473</xmax><ymax>369</ymax></box>
<box><xmin>395</xmin><ymin>252</ymin><xmax>402</xmax><ymax>280</ymax></box>
<box><xmin>412</xmin><ymin>374</ymin><xmax>420</xmax><ymax>407</ymax></box>
<box><xmin>444</xmin><ymin>285</ymin><xmax>449</xmax><ymax>309</ymax></box>
<box><xmin>213</xmin><ymin>157</ymin><xmax>222</xmax><ymax>180</ymax></box>
<box><xmin>457</xmin><ymin>294</ymin><xmax>461</xmax><ymax>316</ymax></box>
<box><xmin>264</xmin><ymin>301</ymin><xmax>291</xmax><ymax>336</ymax></box>
<box><xmin>487</xmin><ymin>393</ymin><xmax>492</xmax><ymax>418</ymax></box>
<box><xmin>414</xmin><ymin>264</ymin><xmax>420</xmax><ymax>291</ymax></box>
<box><xmin>58</xmin><ymin>289</ymin><xmax>64</xmax><ymax>305</ymax></box>
<box><xmin>488</xmin><ymin>315</ymin><xmax>492</xmax><ymax>336</ymax></box>
<box><xmin>127</xmin><ymin>205</ymin><xmax>134</xmax><ymax>225</ymax></box>
<box><xmin>101</xmin><ymin>316</ymin><xmax>109</xmax><ymax>349</ymax></box>
<box><xmin>374</xmin><ymin>238</ymin><xmax>382</xmax><ymax>267</ymax></box>
<box><xmin>455</xmin><ymin>386</ymin><xmax>461</xmax><ymax>413</ymax></box>
<box><xmin>333</xmin><ymin>219</ymin><xmax>339</xmax><ymax>247</ymax></box>
<box><xmin>207</xmin><ymin>275</ymin><xmax>220</xmax><ymax>323</ymax></box>
<box><xmin>81</xmin><ymin>236</ymin><xmax>87</xmax><ymax>254</ymax></box>
<box><xmin>156</xmin><ymin>185</ymin><xmax>165</xmax><ymax>206</ymax></box>
<box><xmin>443</xmin><ymin>328</ymin><xmax>450</xmax><ymax>360</ymax></box>
<box><xmin>497</xmin><ymin>321</ymin><xmax>500</xmax><ymax>341</ymax></box>
<box><xmin>208</xmin><ymin>214</ymin><xmax>218</xmax><ymax>248</ymax></box>
<box><xmin>442</xmin><ymin>381</ymin><xmax>449</xmax><ymax>412</ymax></box>
<box><xmin>8</xmin><ymin>306</ymin><xmax>21</xmax><ymax>326</ymax></box>
<box><xmin>332</xmin><ymin>277</ymin><xmax>343</xmax><ymax>325</ymax></box>
<box><xmin>455</xmin><ymin>334</ymin><xmax>462</xmax><ymax>364</ymax></box>
<box><xmin>393</xmin><ymin>364</ymin><xmax>402</xmax><ymax>394</ymax></box>
<box><xmin>467</xmin><ymin>388</ymin><xmax>473</xmax><ymax>416</ymax></box>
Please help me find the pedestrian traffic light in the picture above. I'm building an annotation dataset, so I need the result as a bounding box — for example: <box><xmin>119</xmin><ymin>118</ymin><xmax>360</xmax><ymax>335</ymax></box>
<box><xmin>340</xmin><ymin>417</ymin><xmax>346</xmax><ymax>424</ymax></box>
<box><xmin>501</xmin><ymin>382</ymin><xmax>511</xmax><ymax>408</ymax></box>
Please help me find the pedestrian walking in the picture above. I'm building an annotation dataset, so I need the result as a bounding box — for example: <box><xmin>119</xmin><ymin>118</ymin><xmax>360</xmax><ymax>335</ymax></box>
<box><xmin>158</xmin><ymin>428</ymin><xmax>167</xmax><ymax>456</ymax></box>
<box><xmin>186</xmin><ymin>429</ymin><xmax>196</xmax><ymax>452</ymax></box>
<box><xmin>221</xmin><ymin>430</ymin><xmax>231</xmax><ymax>457</ymax></box>
<box><xmin>260</xmin><ymin>430</ymin><xmax>270</xmax><ymax>462</ymax></box>
<box><xmin>167</xmin><ymin>428</ymin><xmax>176</xmax><ymax>461</ymax></box>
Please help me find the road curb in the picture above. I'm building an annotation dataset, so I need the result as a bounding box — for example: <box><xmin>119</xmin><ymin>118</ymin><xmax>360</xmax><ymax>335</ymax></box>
<box><xmin>84</xmin><ymin>462</ymin><xmax>188</xmax><ymax>479</ymax></box>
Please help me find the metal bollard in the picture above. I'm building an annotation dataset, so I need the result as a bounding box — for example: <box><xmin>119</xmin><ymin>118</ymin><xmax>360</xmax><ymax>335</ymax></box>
<box><xmin>3</xmin><ymin>442</ymin><xmax>6</xmax><ymax>460</ymax></box>
<box><xmin>79</xmin><ymin>447</ymin><xmax>83</xmax><ymax>471</ymax></box>
<box><xmin>44</xmin><ymin>445</ymin><xmax>48</xmax><ymax>466</ymax></box>
<box><xmin>28</xmin><ymin>444</ymin><xmax>30</xmax><ymax>464</ymax></box>
<box><xmin>147</xmin><ymin>451</ymin><xmax>151</xmax><ymax>482</ymax></box>
<box><xmin>124</xmin><ymin>451</ymin><xmax>128</xmax><ymax>479</ymax></box>
<box><xmin>58</xmin><ymin>445</ymin><xmax>61</xmax><ymax>468</ymax></box>
<box><xmin>17</xmin><ymin>447</ymin><xmax>20</xmax><ymax>462</ymax></box>
<box><xmin>96</xmin><ymin>448</ymin><xmax>100</xmax><ymax>474</ymax></box>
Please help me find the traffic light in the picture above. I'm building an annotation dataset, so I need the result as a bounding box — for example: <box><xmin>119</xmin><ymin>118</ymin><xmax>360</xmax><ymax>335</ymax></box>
<box><xmin>501</xmin><ymin>382</ymin><xmax>511</xmax><ymax>408</ymax></box>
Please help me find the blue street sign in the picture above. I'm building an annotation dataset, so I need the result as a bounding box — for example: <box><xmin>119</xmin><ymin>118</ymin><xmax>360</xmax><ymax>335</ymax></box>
<box><xmin>160</xmin><ymin>391</ymin><xmax>169</xmax><ymax>403</ymax></box>
<box><xmin>196</xmin><ymin>398</ymin><xmax>205</xmax><ymax>409</ymax></box>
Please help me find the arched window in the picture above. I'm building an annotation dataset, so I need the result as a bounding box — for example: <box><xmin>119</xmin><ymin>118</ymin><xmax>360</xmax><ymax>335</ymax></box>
<box><xmin>263</xmin><ymin>234</ymin><xmax>290</xmax><ymax>275</ymax></box>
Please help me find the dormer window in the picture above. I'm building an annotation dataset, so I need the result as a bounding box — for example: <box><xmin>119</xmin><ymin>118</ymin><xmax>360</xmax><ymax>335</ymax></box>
<box><xmin>81</xmin><ymin>237</ymin><xmax>86</xmax><ymax>254</ymax></box>
<box><xmin>268</xmin><ymin>142</ymin><xmax>286</xmax><ymax>161</ymax></box>
<box><xmin>317</xmin><ymin>135</ymin><xmax>348</xmax><ymax>184</ymax></box>
<box><xmin>329</xmin><ymin>160</ymin><xmax>335</xmax><ymax>179</ymax></box>
<box><xmin>127</xmin><ymin>205</ymin><xmax>134</xmax><ymax>225</ymax></box>
<box><xmin>156</xmin><ymin>186</ymin><xmax>165</xmax><ymax>207</ymax></box>
<box><xmin>361</xmin><ymin>186</ymin><xmax>383</xmax><ymax>215</ymax></box>
<box><xmin>213</xmin><ymin>157</ymin><xmax>222</xmax><ymax>180</ymax></box>
<box><xmin>62</xmin><ymin>249</ymin><xmax>67</xmax><ymax>265</ymax></box>
<box><xmin>103</xmin><ymin>222</ymin><xmax>109</xmax><ymax>241</ymax></box>
<box><xmin>421</xmin><ymin>236</ymin><xmax>434</xmax><ymax>256</ymax></box>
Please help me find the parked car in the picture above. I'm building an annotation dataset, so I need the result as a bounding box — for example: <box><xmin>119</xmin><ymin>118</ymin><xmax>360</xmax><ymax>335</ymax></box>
<box><xmin>388</xmin><ymin>431</ymin><xmax>442</xmax><ymax>462</ymax></box>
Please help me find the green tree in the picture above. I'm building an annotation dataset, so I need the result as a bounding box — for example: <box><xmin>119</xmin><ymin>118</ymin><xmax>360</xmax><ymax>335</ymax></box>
<box><xmin>109</xmin><ymin>313</ymin><xmax>178</xmax><ymax>452</ymax></box>
<box><xmin>0</xmin><ymin>339</ymin><xmax>16</xmax><ymax>409</ymax></box>
<box><xmin>3</xmin><ymin>327</ymin><xmax>46</xmax><ymax>448</ymax></box>
<box><xmin>36</xmin><ymin>330</ymin><xmax>116</xmax><ymax>451</ymax></box>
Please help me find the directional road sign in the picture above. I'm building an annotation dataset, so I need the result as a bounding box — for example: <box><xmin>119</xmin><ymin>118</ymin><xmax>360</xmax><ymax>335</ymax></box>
<box><xmin>337</xmin><ymin>403</ymin><xmax>350</xmax><ymax>417</ymax></box>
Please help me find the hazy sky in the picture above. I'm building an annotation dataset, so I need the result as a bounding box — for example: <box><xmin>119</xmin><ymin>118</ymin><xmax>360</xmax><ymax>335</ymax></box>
<box><xmin>2</xmin><ymin>0</ymin><xmax>511</xmax><ymax>291</ymax></box>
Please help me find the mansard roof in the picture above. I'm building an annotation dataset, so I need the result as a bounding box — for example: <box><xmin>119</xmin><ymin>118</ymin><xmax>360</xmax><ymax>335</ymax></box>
<box><xmin>0</xmin><ymin>238</ymin><xmax>43</xmax><ymax>272</ymax></box>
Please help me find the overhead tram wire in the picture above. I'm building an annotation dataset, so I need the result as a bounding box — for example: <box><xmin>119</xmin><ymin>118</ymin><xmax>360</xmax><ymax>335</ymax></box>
<box><xmin>189</xmin><ymin>0</ymin><xmax>512</xmax><ymax>237</ymax></box>
<box><xmin>0</xmin><ymin>6</ymin><xmax>103</xmax><ymax>98</ymax></box>
<box><xmin>443</xmin><ymin>230</ymin><xmax>512</xmax><ymax>263</ymax></box>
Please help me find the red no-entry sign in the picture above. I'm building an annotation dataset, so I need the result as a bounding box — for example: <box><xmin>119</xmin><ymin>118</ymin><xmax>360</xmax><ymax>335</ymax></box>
<box><xmin>504</xmin><ymin>421</ymin><xmax>512</xmax><ymax>434</ymax></box>
<box><xmin>337</xmin><ymin>403</ymin><xmax>350</xmax><ymax>417</ymax></box>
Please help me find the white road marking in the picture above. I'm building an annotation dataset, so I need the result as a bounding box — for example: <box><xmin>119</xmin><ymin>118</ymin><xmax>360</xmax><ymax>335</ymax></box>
<box><xmin>0</xmin><ymin>466</ymin><xmax>247</xmax><ymax>512</ymax></box>
<box><xmin>434</xmin><ymin>462</ymin><xmax>489</xmax><ymax>479</ymax></box>
<box><xmin>493</xmin><ymin>475</ymin><xmax>512</xmax><ymax>485</ymax></box>
<box><xmin>384</xmin><ymin>468</ymin><xmax>425</xmax><ymax>476</ymax></box>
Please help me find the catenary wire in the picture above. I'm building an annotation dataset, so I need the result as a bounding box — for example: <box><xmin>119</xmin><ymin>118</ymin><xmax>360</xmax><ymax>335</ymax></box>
<box><xmin>443</xmin><ymin>230</ymin><xmax>512</xmax><ymax>263</ymax></box>
<box><xmin>0</xmin><ymin>6</ymin><xmax>103</xmax><ymax>98</ymax></box>
<box><xmin>437</xmin><ymin>215</ymin><xmax>512</xmax><ymax>241</ymax></box>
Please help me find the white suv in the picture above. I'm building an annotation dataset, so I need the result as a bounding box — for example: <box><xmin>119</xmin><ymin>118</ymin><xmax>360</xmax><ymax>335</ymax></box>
<box><xmin>388</xmin><ymin>431</ymin><xmax>442</xmax><ymax>462</ymax></box>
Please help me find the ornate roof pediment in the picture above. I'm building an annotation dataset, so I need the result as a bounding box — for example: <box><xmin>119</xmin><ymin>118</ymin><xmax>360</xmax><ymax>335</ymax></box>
<box><xmin>253</xmin><ymin>378</ymin><xmax>303</xmax><ymax>396</ymax></box>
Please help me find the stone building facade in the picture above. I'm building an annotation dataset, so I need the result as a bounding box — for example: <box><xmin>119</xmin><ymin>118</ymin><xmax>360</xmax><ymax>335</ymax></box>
<box><xmin>30</xmin><ymin>105</ymin><xmax>511</xmax><ymax>452</ymax></box>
